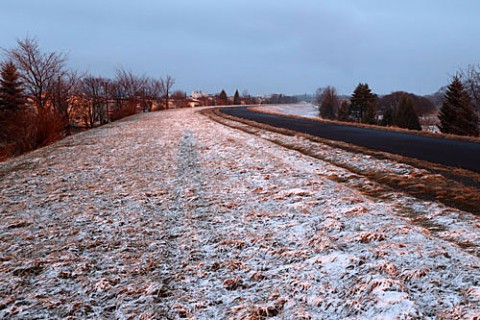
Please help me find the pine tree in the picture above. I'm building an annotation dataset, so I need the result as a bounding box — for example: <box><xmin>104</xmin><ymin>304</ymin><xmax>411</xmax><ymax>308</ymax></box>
<box><xmin>362</xmin><ymin>103</ymin><xmax>377</xmax><ymax>124</ymax></box>
<box><xmin>0</xmin><ymin>61</ymin><xmax>25</xmax><ymax>112</ymax></box>
<box><xmin>381</xmin><ymin>107</ymin><xmax>394</xmax><ymax>126</ymax></box>
<box><xmin>0</xmin><ymin>61</ymin><xmax>28</xmax><ymax>158</ymax></box>
<box><xmin>217</xmin><ymin>90</ymin><xmax>229</xmax><ymax>105</ymax></box>
<box><xmin>233</xmin><ymin>89</ymin><xmax>240</xmax><ymax>105</ymax></box>
<box><xmin>395</xmin><ymin>96</ymin><xmax>421</xmax><ymax>130</ymax></box>
<box><xmin>439</xmin><ymin>76</ymin><xmax>479</xmax><ymax>136</ymax></box>
<box><xmin>350</xmin><ymin>83</ymin><xmax>377</xmax><ymax>123</ymax></box>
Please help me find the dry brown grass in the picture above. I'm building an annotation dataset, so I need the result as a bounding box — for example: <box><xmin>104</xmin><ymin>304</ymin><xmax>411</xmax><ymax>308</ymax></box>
<box><xmin>401</xmin><ymin>268</ymin><xmax>430</xmax><ymax>282</ymax></box>
<box><xmin>231</xmin><ymin>301</ymin><xmax>285</xmax><ymax>320</ymax></box>
<box><xmin>374</xmin><ymin>262</ymin><xmax>398</xmax><ymax>277</ymax></box>
<box><xmin>358</xmin><ymin>232</ymin><xmax>388</xmax><ymax>243</ymax></box>
<box><xmin>223</xmin><ymin>276</ymin><xmax>244</xmax><ymax>290</ymax></box>
<box><xmin>222</xmin><ymin>259</ymin><xmax>249</xmax><ymax>271</ymax></box>
<box><xmin>219</xmin><ymin>239</ymin><xmax>248</xmax><ymax>249</ymax></box>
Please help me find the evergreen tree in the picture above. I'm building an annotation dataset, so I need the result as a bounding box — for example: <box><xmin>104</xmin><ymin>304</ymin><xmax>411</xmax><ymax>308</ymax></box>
<box><xmin>233</xmin><ymin>89</ymin><xmax>240</xmax><ymax>105</ymax></box>
<box><xmin>381</xmin><ymin>107</ymin><xmax>395</xmax><ymax>126</ymax></box>
<box><xmin>439</xmin><ymin>76</ymin><xmax>479</xmax><ymax>136</ymax></box>
<box><xmin>362</xmin><ymin>103</ymin><xmax>377</xmax><ymax>124</ymax></box>
<box><xmin>217</xmin><ymin>90</ymin><xmax>229</xmax><ymax>105</ymax></box>
<box><xmin>350</xmin><ymin>83</ymin><xmax>377</xmax><ymax>123</ymax></box>
<box><xmin>0</xmin><ymin>61</ymin><xmax>25</xmax><ymax>112</ymax></box>
<box><xmin>395</xmin><ymin>96</ymin><xmax>421</xmax><ymax>130</ymax></box>
<box><xmin>0</xmin><ymin>61</ymin><xmax>27</xmax><ymax>158</ymax></box>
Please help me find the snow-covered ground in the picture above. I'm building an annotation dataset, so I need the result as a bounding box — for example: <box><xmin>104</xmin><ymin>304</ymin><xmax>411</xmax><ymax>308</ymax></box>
<box><xmin>1</xmin><ymin>108</ymin><xmax>479</xmax><ymax>319</ymax></box>
<box><xmin>253</xmin><ymin>102</ymin><xmax>320</xmax><ymax>118</ymax></box>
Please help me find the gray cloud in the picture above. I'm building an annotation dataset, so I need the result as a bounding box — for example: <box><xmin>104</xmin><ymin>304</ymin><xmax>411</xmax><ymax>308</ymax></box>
<box><xmin>1</xmin><ymin>0</ymin><xmax>479</xmax><ymax>95</ymax></box>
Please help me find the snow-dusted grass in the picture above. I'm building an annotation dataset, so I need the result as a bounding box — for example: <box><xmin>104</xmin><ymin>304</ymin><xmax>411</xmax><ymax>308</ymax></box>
<box><xmin>214</xmin><ymin>108</ymin><xmax>480</xmax><ymax>216</ymax></box>
<box><xmin>254</xmin><ymin>103</ymin><xmax>320</xmax><ymax>119</ymax></box>
<box><xmin>1</xmin><ymin>108</ymin><xmax>480</xmax><ymax>319</ymax></box>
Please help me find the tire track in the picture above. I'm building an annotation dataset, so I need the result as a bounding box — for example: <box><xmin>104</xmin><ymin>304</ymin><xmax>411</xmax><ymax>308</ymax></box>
<box><xmin>160</xmin><ymin>130</ymin><xmax>221</xmax><ymax>318</ymax></box>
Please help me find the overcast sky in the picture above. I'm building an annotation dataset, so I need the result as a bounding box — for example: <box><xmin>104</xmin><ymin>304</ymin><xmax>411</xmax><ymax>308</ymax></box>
<box><xmin>1</xmin><ymin>0</ymin><xmax>479</xmax><ymax>96</ymax></box>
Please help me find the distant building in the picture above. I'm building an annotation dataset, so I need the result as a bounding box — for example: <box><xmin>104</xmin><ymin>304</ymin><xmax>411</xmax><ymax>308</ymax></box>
<box><xmin>191</xmin><ymin>91</ymin><xmax>209</xmax><ymax>99</ymax></box>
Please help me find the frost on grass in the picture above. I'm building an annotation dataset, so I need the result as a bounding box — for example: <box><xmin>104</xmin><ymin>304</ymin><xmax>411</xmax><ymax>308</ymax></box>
<box><xmin>1</xmin><ymin>108</ymin><xmax>480</xmax><ymax>319</ymax></box>
<box><xmin>253</xmin><ymin>103</ymin><xmax>320</xmax><ymax>119</ymax></box>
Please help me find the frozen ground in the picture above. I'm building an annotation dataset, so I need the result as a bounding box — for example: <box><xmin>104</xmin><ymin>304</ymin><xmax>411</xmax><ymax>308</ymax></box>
<box><xmin>1</xmin><ymin>108</ymin><xmax>480</xmax><ymax>319</ymax></box>
<box><xmin>253</xmin><ymin>103</ymin><xmax>320</xmax><ymax>118</ymax></box>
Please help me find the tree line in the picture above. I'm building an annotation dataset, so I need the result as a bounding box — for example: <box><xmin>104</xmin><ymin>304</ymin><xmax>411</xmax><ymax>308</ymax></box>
<box><xmin>0</xmin><ymin>38</ymin><xmax>176</xmax><ymax>160</ymax></box>
<box><xmin>316</xmin><ymin>70</ymin><xmax>480</xmax><ymax>137</ymax></box>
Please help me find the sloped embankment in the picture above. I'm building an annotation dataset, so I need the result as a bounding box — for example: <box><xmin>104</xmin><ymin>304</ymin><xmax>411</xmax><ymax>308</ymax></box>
<box><xmin>0</xmin><ymin>108</ymin><xmax>479</xmax><ymax>319</ymax></box>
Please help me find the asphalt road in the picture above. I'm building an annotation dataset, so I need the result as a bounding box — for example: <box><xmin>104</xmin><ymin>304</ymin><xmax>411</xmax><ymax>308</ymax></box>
<box><xmin>220</xmin><ymin>106</ymin><xmax>480</xmax><ymax>173</ymax></box>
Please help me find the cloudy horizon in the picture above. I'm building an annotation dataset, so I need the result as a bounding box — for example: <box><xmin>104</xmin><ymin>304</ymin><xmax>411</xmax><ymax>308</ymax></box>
<box><xmin>1</xmin><ymin>0</ymin><xmax>479</xmax><ymax>96</ymax></box>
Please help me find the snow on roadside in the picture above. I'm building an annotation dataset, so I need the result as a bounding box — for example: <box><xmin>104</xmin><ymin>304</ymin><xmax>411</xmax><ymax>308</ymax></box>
<box><xmin>253</xmin><ymin>102</ymin><xmax>320</xmax><ymax>119</ymax></box>
<box><xmin>0</xmin><ymin>108</ymin><xmax>479</xmax><ymax>319</ymax></box>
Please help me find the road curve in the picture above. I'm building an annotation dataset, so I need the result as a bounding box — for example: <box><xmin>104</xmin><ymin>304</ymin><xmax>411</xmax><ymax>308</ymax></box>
<box><xmin>220</xmin><ymin>106</ymin><xmax>480</xmax><ymax>173</ymax></box>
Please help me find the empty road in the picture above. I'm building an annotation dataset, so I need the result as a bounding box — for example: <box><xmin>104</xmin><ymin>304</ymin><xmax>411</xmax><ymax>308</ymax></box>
<box><xmin>220</xmin><ymin>106</ymin><xmax>480</xmax><ymax>173</ymax></box>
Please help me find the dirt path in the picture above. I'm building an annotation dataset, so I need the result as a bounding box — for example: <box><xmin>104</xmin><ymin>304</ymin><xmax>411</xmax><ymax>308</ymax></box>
<box><xmin>1</xmin><ymin>108</ymin><xmax>479</xmax><ymax>319</ymax></box>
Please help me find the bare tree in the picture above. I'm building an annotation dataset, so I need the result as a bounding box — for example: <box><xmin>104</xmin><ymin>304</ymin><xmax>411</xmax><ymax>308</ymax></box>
<box><xmin>314</xmin><ymin>87</ymin><xmax>326</xmax><ymax>106</ymax></box>
<box><xmin>145</xmin><ymin>78</ymin><xmax>164</xmax><ymax>111</ymax></box>
<box><xmin>52</xmin><ymin>71</ymin><xmax>79</xmax><ymax>134</ymax></box>
<box><xmin>338</xmin><ymin>100</ymin><xmax>350</xmax><ymax>122</ymax></box>
<box><xmin>79</xmin><ymin>76</ymin><xmax>110</xmax><ymax>128</ymax></box>
<box><xmin>114</xmin><ymin>69</ymin><xmax>145</xmax><ymax>117</ymax></box>
<box><xmin>106</xmin><ymin>80</ymin><xmax>123</xmax><ymax>120</ymax></box>
<box><xmin>462</xmin><ymin>64</ymin><xmax>480</xmax><ymax>112</ymax></box>
<box><xmin>5</xmin><ymin>37</ymin><xmax>66</xmax><ymax>112</ymax></box>
<box><xmin>115</xmin><ymin>69</ymin><xmax>144</xmax><ymax>99</ymax></box>
<box><xmin>5</xmin><ymin>37</ymin><xmax>67</xmax><ymax>146</ymax></box>
<box><xmin>160</xmin><ymin>75</ymin><xmax>175</xmax><ymax>109</ymax></box>
<box><xmin>137</xmin><ymin>77</ymin><xmax>163</xmax><ymax>112</ymax></box>
<box><xmin>378</xmin><ymin>91</ymin><xmax>436</xmax><ymax>117</ymax></box>
<box><xmin>171</xmin><ymin>90</ymin><xmax>189</xmax><ymax>108</ymax></box>
<box><xmin>316</xmin><ymin>86</ymin><xmax>339</xmax><ymax>120</ymax></box>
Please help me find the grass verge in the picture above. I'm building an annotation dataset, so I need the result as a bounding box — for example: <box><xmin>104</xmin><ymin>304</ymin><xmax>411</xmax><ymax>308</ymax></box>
<box><xmin>200</xmin><ymin>108</ymin><xmax>480</xmax><ymax>216</ymax></box>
